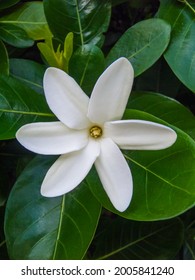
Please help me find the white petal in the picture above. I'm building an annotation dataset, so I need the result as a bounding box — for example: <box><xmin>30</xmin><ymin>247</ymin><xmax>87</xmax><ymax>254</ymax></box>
<box><xmin>88</xmin><ymin>57</ymin><xmax>134</xmax><ymax>124</ymax></box>
<box><xmin>16</xmin><ymin>122</ymin><xmax>88</xmax><ymax>155</ymax></box>
<box><xmin>104</xmin><ymin>120</ymin><xmax>177</xmax><ymax>150</ymax></box>
<box><xmin>44</xmin><ymin>67</ymin><xmax>90</xmax><ymax>129</ymax></box>
<box><xmin>95</xmin><ymin>138</ymin><xmax>133</xmax><ymax>212</ymax></box>
<box><xmin>41</xmin><ymin>140</ymin><xmax>100</xmax><ymax>197</ymax></box>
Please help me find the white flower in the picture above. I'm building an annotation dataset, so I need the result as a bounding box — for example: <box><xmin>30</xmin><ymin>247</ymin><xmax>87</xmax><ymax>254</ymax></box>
<box><xmin>16</xmin><ymin>58</ymin><xmax>177</xmax><ymax>212</ymax></box>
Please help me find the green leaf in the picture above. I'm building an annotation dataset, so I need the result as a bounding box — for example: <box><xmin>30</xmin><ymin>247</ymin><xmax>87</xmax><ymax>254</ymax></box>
<box><xmin>90</xmin><ymin>217</ymin><xmax>183</xmax><ymax>259</ymax></box>
<box><xmin>43</xmin><ymin>0</ymin><xmax>111</xmax><ymax>47</ymax></box>
<box><xmin>158</xmin><ymin>0</ymin><xmax>195</xmax><ymax>92</ymax></box>
<box><xmin>106</xmin><ymin>18</ymin><xmax>171</xmax><ymax>76</ymax></box>
<box><xmin>134</xmin><ymin>58</ymin><xmax>182</xmax><ymax>98</ymax></box>
<box><xmin>87</xmin><ymin>110</ymin><xmax>195</xmax><ymax>221</ymax></box>
<box><xmin>5</xmin><ymin>155</ymin><xmax>101</xmax><ymax>259</ymax></box>
<box><xmin>0</xmin><ymin>2</ymin><xmax>51</xmax><ymax>41</ymax></box>
<box><xmin>10</xmin><ymin>59</ymin><xmax>46</xmax><ymax>94</ymax></box>
<box><xmin>69</xmin><ymin>44</ymin><xmax>105</xmax><ymax>95</ymax></box>
<box><xmin>128</xmin><ymin>91</ymin><xmax>195</xmax><ymax>140</ymax></box>
<box><xmin>0</xmin><ymin>23</ymin><xmax>34</xmax><ymax>48</ymax></box>
<box><xmin>0</xmin><ymin>75</ymin><xmax>55</xmax><ymax>140</ymax></box>
<box><xmin>0</xmin><ymin>0</ymin><xmax>20</xmax><ymax>10</ymax></box>
<box><xmin>0</xmin><ymin>40</ymin><xmax>9</xmax><ymax>75</ymax></box>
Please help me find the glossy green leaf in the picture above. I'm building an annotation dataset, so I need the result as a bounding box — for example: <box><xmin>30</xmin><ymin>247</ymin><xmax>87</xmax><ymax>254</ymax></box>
<box><xmin>0</xmin><ymin>0</ymin><xmax>20</xmax><ymax>10</ymax></box>
<box><xmin>0</xmin><ymin>24</ymin><xmax>34</xmax><ymax>48</ymax></box>
<box><xmin>0</xmin><ymin>2</ymin><xmax>51</xmax><ymax>41</ymax></box>
<box><xmin>43</xmin><ymin>0</ymin><xmax>111</xmax><ymax>47</ymax></box>
<box><xmin>69</xmin><ymin>44</ymin><xmax>105</xmax><ymax>95</ymax></box>
<box><xmin>87</xmin><ymin>110</ymin><xmax>195</xmax><ymax>221</ymax></box>
<box><xmin>10</xmin><ymin>59</ymin><xmax>46</xmax><ymax>94</ymax></box>
<box><xmin>0</xmin><ymin>40</ymin><xmax>9</xmax><ymax>75</ymax></box>
<box><xmin>158</xmin><ymin>0</ymin><xmax>195</xmax><ymax>92</ymax></box>
<box><xmin>128</xmin><ymin>91</ymin><xmax>195</xmax><ymax>140</ymax></box>
<box><xmin>0</xmin><ymin>75</ymin><xmax>55</xmax><ymax>140</ymax></box>
<box><xmin>5</xmin><ymin>155</ymin><xmax>101</xmax><ymax>259</ymax></box>
<box><xmin>106</xmin><ymin>18</ymin><xmax>171</xmax><ymax>76</ymax></box>
<box><xmin>90</xmin><ymin>217</ymin><xmax>183</xmax><ymax>259</ymax></box>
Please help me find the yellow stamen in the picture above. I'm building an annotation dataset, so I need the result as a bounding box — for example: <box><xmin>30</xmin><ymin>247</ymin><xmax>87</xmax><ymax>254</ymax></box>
<box><xmin>90</xmin><ymin>126</ymin><xmax>102</xmax><ymax>139</ymax></box>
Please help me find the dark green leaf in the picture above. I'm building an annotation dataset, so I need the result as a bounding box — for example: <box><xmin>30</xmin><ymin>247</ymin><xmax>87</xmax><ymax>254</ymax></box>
<box><xmin>10</xmin><ymin>59</ymin><xmax>46</xmax><ymax>94</ymax></box>
<box><xmin>0</xmin><ymin>23</ymin><xmax>34</xmax><ymax>48</ymax></box>
<box><xmin>0</xmin><ymin>0</ymin><xmax>20</xmax><ymax>10</ymax></box>
<box><xmin>0</xmin><ymin>2</ymin><xmax>51</xmax><ymax>41</ymax></box>
<box><xmin>134</xmin><ymin>58</ymin><xmax>182</xmax><ymax>98</ymax></box>
<box><xmin>184</xmin><ymin>227</ymin><xmax>195</xmax><ymax>260</ymax></box>
<box><xmin>5</xmin><ymin>155</ymin><xmax>101</xmax><ymax>259</ymax></box>
<box><xmin>43</xmin><ymin>0</ymin><xmax>111</xmax><ymax>47</ymax></box>
<box><xmin>158</xmin><ymin>0</ymin><xmax>195</xmax><ymax>92</ymax></box>
<box><xmin>128</xmin><ymin>91</ymin><xmax>195</xmax><ymax>140</ymax></box>
<box><xmin>106</xmin><ymin>18</ymin><xmax>171</xmax><ymax>76</ymax></box>
<box><xmin>69</xmin><ymin>44</ymin><xmax>105</xmax><ymax>95</ymax></box>
<box><xmin>0</xmin><ymin>75</ymin><xmax>55</xmax><ymax>140</ymax></box>
<box><xmin>0</xmin><ymin>40</ymin><xmax>9</xmax><ymax>75</ymax></box>
<box><xmin>90</xmin><ymin>217</ymin><xmax>184</xmax><ymax>259</ymax></box>
<box><xmin>87</xmin><ymin>110</ymin><xmax>195</xmax><ymax>221</ymax></box>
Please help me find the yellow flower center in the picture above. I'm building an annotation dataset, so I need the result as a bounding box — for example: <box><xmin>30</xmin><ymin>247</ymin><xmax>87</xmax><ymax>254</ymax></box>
<box><xmin>89</xmin><ymin>126</ymin><xmax>102</xmax><ymax>139</ymax></box>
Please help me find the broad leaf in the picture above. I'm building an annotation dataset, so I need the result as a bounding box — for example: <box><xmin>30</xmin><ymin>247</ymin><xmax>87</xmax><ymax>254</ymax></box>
<box><xmin>5</xmin><ymin>155</ymin><xmax>101</xmax><ymax>259</ymax></box>
<box><xmin>128</xmin><ymin>91</ymin><xmax>195</xmax><ymax>140</ymax></box>
<box><xmin>87</xmin><ymin>110</ymin><xmax>195</xmax><ymax>221</ymax></box>
<box><xmin>0</xmin><ymin>40</ymin><xmax>8</xmax><ymax>75</ymax></box>
<box><xmin>0</xmin><ymin>75</ymin><xmax>55</xmax><ymax>140</ymax></box>
<box><xmin>0</xmin><ymin>24</ymin><xmax>33</xmax><ymax>48</ymax></box>
<box><xmin>10</xmin><ymin>59</ymin><xmax>46</xmax><ymax>94</ymax></box>
<box><xmin>90</xmin><ymin>217</ymin><xmax>183</xmax><ymax>259</ymax></box>
<box><xmin>158</xmin><ymin>0</ymin><xmax>195</xmax><ymax>92</ymax></box>
<box><xmin>43</xmin><ymin>0</ymin><xmax>111</xmax><ymax>47</ymax></box>
<box><xmin>0</xmin><ymin>2</ymin><xmax>51</xmax><ymax>41</ymax></box>
<box><xmin>69</xmin><ymin>44</ymin><xmax>105</xmax><ymax>95</ymax></box>
<box><xmin>0</xmin><ymin>0</ymin><xmax>20</xmax><ymax>10</ymax></box>
<box><xmin>106</xmin><ymin>18</ymin><xmax>171</xmax><ymax>76</ymax></box>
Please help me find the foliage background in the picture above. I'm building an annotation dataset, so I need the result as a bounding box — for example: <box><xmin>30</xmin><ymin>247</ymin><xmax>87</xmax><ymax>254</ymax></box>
<box><xmin>0</xmin><ymin>0</ymin><xmax>195</xmax><ymax>260</ymax></box>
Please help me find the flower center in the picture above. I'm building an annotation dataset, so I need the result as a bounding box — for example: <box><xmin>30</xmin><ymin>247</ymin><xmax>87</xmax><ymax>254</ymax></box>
<box><xmin>89</xmin><ymin>126</ymin><xmax>102</xmax><ymax>139</ymax></box>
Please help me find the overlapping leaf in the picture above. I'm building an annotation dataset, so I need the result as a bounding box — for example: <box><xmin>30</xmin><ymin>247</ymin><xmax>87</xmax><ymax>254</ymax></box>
<box><xmin>0</xmin><ymin>75</ymin><xmax>55</xmax><ymax>140</ymax></box>
<box><xmin>106</xmin><ymin>18</ymin><xmax>171</xmax><ymax>76</ymax></box>
<box><xmin>158</xmin><ymin>0</ymin><xmax>195</xmax><ymax>92</ymax></box>
<box><xmin>0</xmin><ymin>2</ymin><xmax>51</xmax><ymax>41</ymax></box>
<box><xmin>90</xmin><ymin>217</ymin><xmax>183</xmax><ymax>259</ymax></box>
<box><xmin>43</xmin><ymin>0</ymin><xmax>111</xmax><ymax>47</ymax></box>
<box><xmin>0</xmin><ymin>24</ymin><xmax>33</xmax><ymax>48</ymax></box>
<box><xmin>4</xmin><ymin>156</ymin><xmax>101</xmax><ymax>259</ymax></box>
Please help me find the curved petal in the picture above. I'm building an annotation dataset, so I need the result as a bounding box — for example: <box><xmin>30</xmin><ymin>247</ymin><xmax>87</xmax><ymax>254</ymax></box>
<box><xmin>41</xmin><ymin>140</ymin><xmax>100</xmax><ymax>197</ymax></box>
<box><xmin>87</xmin><ymin>57</ymin><xmax>134</xmax><ymax>124</ymax></box>
<box><xmin>16</xmin><ymin>122</ymin><xmax>88</xmax><ymax>155</ymax></box>
<box><xmin>44</xmin><ymin>67</ymin><xmax>90</xmax><ymax>129</ymax></box>
<box><xmin>95</xmin><ymin>138</ymin><xmax>133</xmax><ymax>212</ymax></box>
<box><xmin>104</xmin><ymin>120</ymin><xmax>177</xmax><ymax>150</ymax></box>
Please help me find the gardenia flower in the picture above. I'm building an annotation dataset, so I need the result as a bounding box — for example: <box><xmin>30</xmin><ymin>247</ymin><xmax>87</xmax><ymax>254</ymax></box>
<box><xmin>16</xmin><ymin>58</ymin><xmax>177</xmax><ymax>212</ymax></box>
